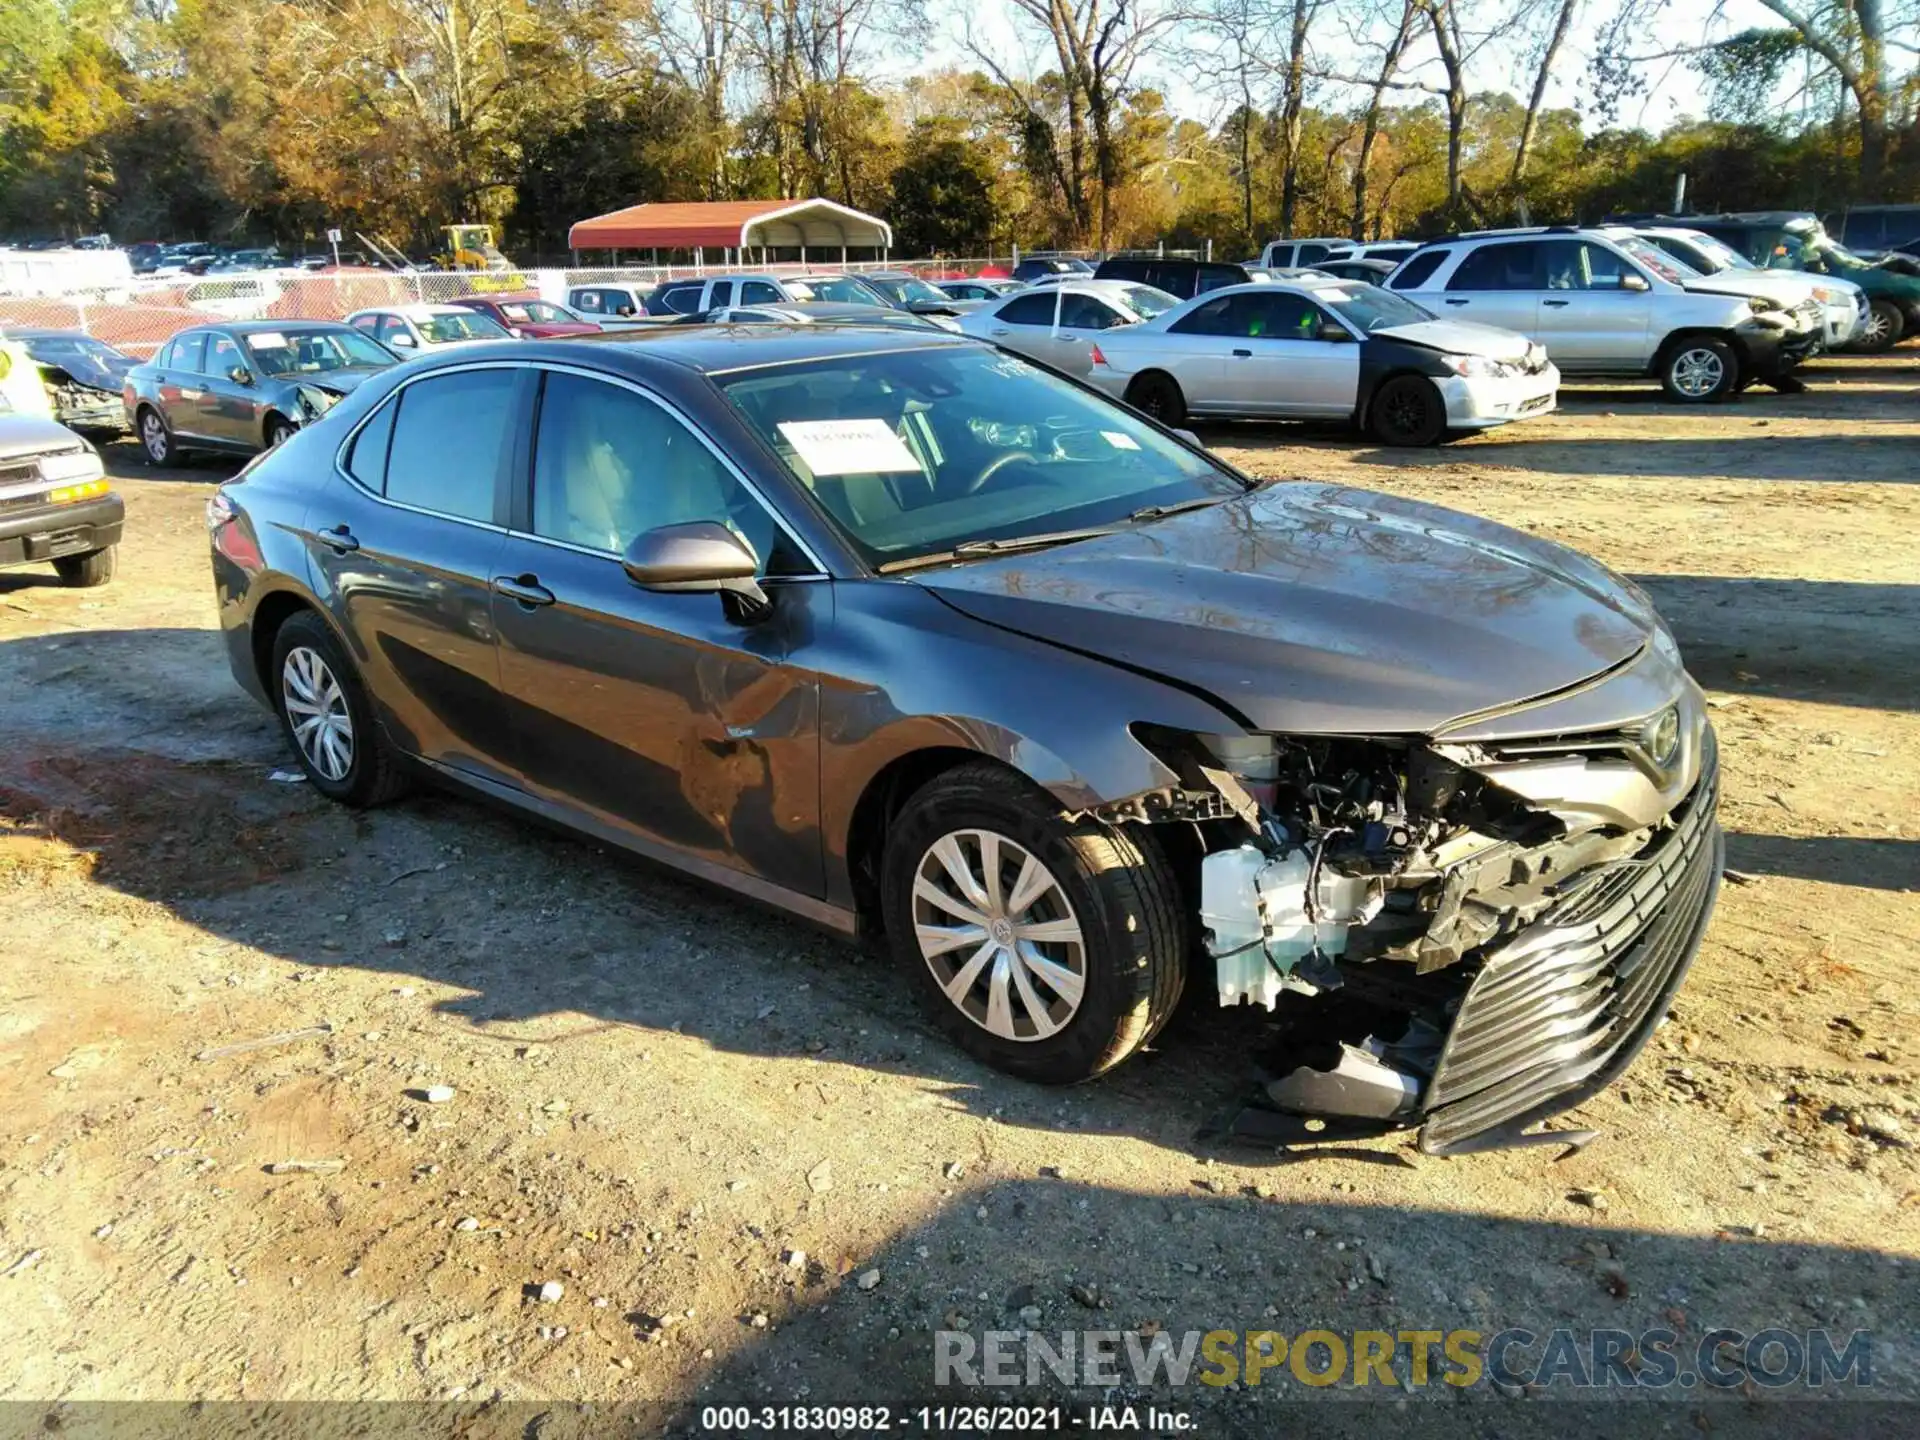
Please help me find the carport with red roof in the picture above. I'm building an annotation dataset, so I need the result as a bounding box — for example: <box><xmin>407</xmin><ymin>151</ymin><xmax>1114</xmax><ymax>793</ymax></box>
<box><xmin>566</xmin><ymin>198</ymin><xmax>892</xmax><ymax>265</ymax></box>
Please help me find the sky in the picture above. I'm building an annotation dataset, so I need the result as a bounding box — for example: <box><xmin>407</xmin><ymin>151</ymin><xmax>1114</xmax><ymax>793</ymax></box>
<box><xmin>908</xmin><ymin>0</ymin><xmax>1784</xmax><ymax>134</ymax></box>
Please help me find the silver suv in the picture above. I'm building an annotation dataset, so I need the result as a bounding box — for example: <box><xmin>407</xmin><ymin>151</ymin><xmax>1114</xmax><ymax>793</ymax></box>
<box><xmin>1387</xmin><ymin>227</ymin><xmax>1824</xmax><ymax>401</ymax></box>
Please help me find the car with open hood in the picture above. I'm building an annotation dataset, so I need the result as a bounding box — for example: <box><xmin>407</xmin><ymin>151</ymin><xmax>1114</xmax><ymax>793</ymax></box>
<box><xmin>1084</xmin><ymin>277</ymin><xmax>1558</xmax><ymax>444</ymax></box>
<box><xmin>123</xmin><ymin>320</ymin><xmax>399</xmax><ymax>463</ymax></box>
<box><xmin>4</xmin><ymin>328</ymin><xmax>139</xmax><ymax>431</ymax></box>
<box><xmin>207</xmin><ymin>325</ymin><xmax>1721</xmax><ymax>1156</ymax></box>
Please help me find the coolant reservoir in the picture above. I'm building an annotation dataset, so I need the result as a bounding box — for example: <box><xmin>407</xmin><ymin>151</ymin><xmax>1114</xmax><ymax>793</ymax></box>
<box><xmin>1200</xmin><ymin>846</ymin><xmax>1375</xmax><ymax>1009</ymax></box>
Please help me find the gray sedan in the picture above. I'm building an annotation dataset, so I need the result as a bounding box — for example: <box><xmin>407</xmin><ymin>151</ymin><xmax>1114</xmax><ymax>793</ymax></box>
<box><xmin>123</xmin><ymin>321</ymin><xmax>399</xmax><ymax>464</ymax></box>
<box><xmin>206</xmin><ymin>325</ymin><xmax>1719</xmax><ymax>1154</ymax></box>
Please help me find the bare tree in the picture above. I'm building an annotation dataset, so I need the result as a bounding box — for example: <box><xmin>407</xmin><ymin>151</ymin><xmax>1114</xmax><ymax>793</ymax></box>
<box><xmin>1512</xmin><ymin>0</ymin><xmax>1577</xmax><ymax>186</ymax></box>
<box><xmin>1352</xmin><ymin>0</ymin><xmax>1417</xmax><ymax>237</ymax></box>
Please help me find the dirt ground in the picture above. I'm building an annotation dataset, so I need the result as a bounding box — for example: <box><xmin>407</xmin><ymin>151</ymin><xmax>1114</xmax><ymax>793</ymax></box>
<box><xmin>1</xmin><ymin>353</ymin><xmax>1916</xmax><ymax>1433</ymax></box>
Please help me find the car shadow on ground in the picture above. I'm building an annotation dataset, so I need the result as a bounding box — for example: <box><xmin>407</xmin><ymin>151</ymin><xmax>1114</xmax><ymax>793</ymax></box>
<box><xmin>1628</xmin><ymin>576</ymin><xmax>1920</xmax><ymax>713</ymax></box>
<box><xmin>1340</xmin><ymin>430</ymin><xmax>1920</xmax><ymax>484</ymax></box>
<box><xmin>1726</xmin><ymin>834</ymin><xmax>1918</xmax><ymax>893</ymax></box>
<box><xmin>662</xmin><ymin>1176</ymin><xmax>1905</xmax><ymax>1429</ymax></box>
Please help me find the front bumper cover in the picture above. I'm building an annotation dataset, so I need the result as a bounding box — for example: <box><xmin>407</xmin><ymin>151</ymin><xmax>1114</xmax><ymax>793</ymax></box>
<box><xmin>0</xmin><ymin>492</ymin><xmax>125</xmax><ymax>570</ymax></box>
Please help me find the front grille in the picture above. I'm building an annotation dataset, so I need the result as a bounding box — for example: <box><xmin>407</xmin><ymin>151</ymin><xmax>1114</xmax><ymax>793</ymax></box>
<box><xmin>1418</xmin><ymin>733</ymin><xmax>1722</xmax><ymax>1154</ymax></box>
<box><xmin>0</xmin><ymin>460</ymin><xmax>47</xmax><ymax>513</ymax></box>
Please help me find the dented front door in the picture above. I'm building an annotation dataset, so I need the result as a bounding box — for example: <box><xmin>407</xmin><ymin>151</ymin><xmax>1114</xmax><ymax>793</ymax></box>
<box><xmin>489</xmin><ymin>538</ymin><xmax>825</xmax><ymax>899</ymax></box>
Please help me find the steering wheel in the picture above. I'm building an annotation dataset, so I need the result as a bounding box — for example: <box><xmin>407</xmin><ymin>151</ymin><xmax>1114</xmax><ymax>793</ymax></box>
<box><xmin>965</xmin><ymin>448</ymin><xmax>1042</xmax><ymax>495</ymax></box>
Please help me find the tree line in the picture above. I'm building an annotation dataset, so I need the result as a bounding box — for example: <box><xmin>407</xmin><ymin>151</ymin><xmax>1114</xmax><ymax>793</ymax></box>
<box><xmin>1</xmin><ymin>0</ymin><xmax>1914</xmax><ymax>262</ymax></box>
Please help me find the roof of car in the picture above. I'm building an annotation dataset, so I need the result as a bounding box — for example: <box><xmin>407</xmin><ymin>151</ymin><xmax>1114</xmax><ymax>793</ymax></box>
<box><xmin>347</xmin><ymin>304</ymin><xmax>480</xmax><ymax>320</ymax></box>
<box><xmin>178</xmin><ymin>318</ymin><xmax>359</xmax><ymax>334</ymax></box>
<box><xmin>555</xmin><ymin>322</ymin><xmax>973</xmax><ymax>373</ymax></box>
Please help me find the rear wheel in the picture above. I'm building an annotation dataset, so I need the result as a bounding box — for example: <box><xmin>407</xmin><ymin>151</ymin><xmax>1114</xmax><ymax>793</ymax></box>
<box><xmin>139</xmin><ymin>407</ymin><xmax>177</xmax><ymax>466</ymax></box>
<box><xmin>1126</xmin><ymin>372</ymin><xmax>1187</xmax><ymax>428</ymax></box>
<box><xmin>880</xmin><ymin>762</ymin><xmax>1185</xmax><ymax>1084</ymax></box>
<box><xmin>270</xmin><ymin>611</ymin><xmax>410</xmax><ymax>807</ymax></box>
<box><xmin>53</xmin><ymin>546</ymin><xmax>116</xmax><ymax>588</ymax></box>
<box><xmin>1851</xmin><ymin>299</ymin><xmax>1904</xmax><ymax>353</ymax></box>
<box><xmin>1368</xmin><ymin>375</ymin><xmax>1446</xmax><ymax>446</ymax></box>
<box><xmin>1660</xmin><ymin>338</ymin><xmax>1739</xmax><ymax>402</ymax></box>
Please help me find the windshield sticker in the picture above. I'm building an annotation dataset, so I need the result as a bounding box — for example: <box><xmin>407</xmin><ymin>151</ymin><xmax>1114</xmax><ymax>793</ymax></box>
<box><xmin>776</xmin><ymin>419</ymin><xmax>923</xmax><ymax>475</ymax></box>
<box><xmin>985</xmin><ymin>355</ymin><xmax>1035</xmax><ymax>379</ymax></box>
<box><xmin>249</xmin><ymin>331</ymin><xmax>289</xmax><ymax>348</ymax></box>
<box><xmin>1101</xmin><ymin>431</ymin><xmax>1141</xmax><ymax>451</ymax></box>
<box><xmin>1318</xmin><ymin>288</ymin><xmax>1353</xmax><ymax>302</ymax></box>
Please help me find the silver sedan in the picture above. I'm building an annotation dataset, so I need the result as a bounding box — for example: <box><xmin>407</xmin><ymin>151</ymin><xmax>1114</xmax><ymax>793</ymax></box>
<box><xmin>954</xmin><ymin>280</ymin><xmax>1178</xmax><ymax>378</ymax></box>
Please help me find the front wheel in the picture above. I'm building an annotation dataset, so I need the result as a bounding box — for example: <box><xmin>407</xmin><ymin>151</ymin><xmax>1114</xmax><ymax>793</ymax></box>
<box><xmin>1368</xmin><ymin>374</ymin><xmax>1446</xmax><ymax>445</ymax></box>
<box><xmin>1850</xmin><ymin>299</ymin><xmax>1904</xmax><ymax>353</ymax></box>
<box><xmin>271</xmin><ymin>611</ymin><xmax>410</xmax><ymax>807</ymax></box>
<box><xmin>1660</xmin><ymin>338</ymin><xmax>1739</xmax><ymax>402</ymax></box>
<box><xmin>53</xmin><ymin>546</ymin><xmax>116</xmax><ymax>588</ymax></box>
<box><xmin>880</xmin><ymin>762</ymin><xmax>1186</xmax><ymax>1084</ymax></box>
<box><xmin>1126</xmin><ymin>372</ymin><xmax>1187</xmax><ymax>428</ymax></box>
<box><xmin>265</xmin><ymin>414</ymin><xmax>297</xmax><ymax>448</ymax></box>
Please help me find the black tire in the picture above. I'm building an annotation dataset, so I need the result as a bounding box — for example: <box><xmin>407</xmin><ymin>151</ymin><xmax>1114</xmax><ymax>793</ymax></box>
<box><xmin>1659</xmin><ymin>337</ymin><xmax>1740</xmax><ymax>402</ymax></box>
<box><xmin>1368</xmin><ymin>374</ymin><xmax>1446</xmax><ymax>446</ymax></box>
<box><xmin>265</xmin><ymin>414</ymin><xmax>297</xmax><ymax>448</ymax></box>
<box><xmin>1126</xmin><ymin>372</ymin><xmax>1187</xmax><ymax>428</ymax></box>
<box><xmin>880</xmin><ymin>761</ymin><xmax>1186</xmax><ymax>1084</ymax></box>
<box><xmin>137</xmin><ymin>406</ymin><xmax>178</xmax><ymax>466</ymax></box>
<box><xmin>1850</xmin><ymin>299</ymin><xmax>1904</xmax><ymax>354</ymax></box>
<box><xmin>53</xmin><ymin>546</ymin><xmax>116</xmax><ymax>588</ymax></box>
<box><xmin>269</xmin><ymin>610</ymin><xmax>410</xmax><ymax>807</ymax></box>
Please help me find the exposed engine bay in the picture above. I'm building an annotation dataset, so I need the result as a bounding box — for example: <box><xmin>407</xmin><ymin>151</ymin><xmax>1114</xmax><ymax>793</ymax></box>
<box><xmin>37</xmin><ymin>366</ymin><xmax>125</xmax><ymax>432</ymax></box>
<box><xmin>1121</xmin><ymin>715</ymin><xmax>1720</xmax><ymax>1153</ymax></box>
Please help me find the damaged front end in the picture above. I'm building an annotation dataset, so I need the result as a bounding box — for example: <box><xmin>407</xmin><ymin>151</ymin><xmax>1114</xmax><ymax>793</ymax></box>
<box><xmin>1136</xmin><ymin>682</ymin><xmax>1722</xmax><ymax>1154</ymax></box>
<box><xmin>37</xmin><ymin>365</ymin><xmax>126</xmax><ymax>432</ymax></box>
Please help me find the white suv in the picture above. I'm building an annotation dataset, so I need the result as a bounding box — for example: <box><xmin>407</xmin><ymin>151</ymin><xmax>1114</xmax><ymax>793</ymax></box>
<box><xmin>1386</xmin><ymin>227</ymin><xmax>1824</xmax><ymax>401</ymax></box>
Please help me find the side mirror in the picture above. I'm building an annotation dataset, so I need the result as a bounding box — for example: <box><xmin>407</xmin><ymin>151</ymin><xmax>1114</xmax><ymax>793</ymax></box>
<box><xmin>228</xmin><ymin>365</ymin><xmax>254</xmax><ymax>385</ymax></box>
<box><xmin>1315</xmin><ymin>319</ymin><xmax>1355</xmax><ymax>342</ymax></box>
<box><xmin>617</xmin><ymin>304</ymin><xmax>636</xmax><ymax>317</ymax></box>
<box><xmin>1620</xmin><ymin>272</ymin><xmax>1651</xmax><ymax>292</ymax></box>
<box><xmin>623</xmin><ymin>521</ymin><xmax>768</xmax><ymax>613</ymax></box>
<box><xmin>389</xmin><ymin>333</ymin><xmax>416</xmax><ymax>348</ymax></box>
<box><xmin>1173</xmin><ymin>427</ymin><xmax>1205</xmax><ymax>450</ymax></box>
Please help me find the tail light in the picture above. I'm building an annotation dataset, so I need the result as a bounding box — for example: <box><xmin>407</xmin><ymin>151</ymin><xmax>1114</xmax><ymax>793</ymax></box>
<box><xmin>1089</xmin><ymin>343</ymin><xmax>1109</xmax><ymax>367</ymax></box>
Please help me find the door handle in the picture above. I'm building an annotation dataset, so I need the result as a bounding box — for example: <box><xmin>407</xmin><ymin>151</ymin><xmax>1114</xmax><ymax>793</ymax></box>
<box><xmin>492</xmin><ymin>574</ymin><xmax>555</xmax><ymax>607</ymax></box>
<box><xmin>1443</xmin><ymin>298</ymin><xmax>1469</xmax><ymax>306</ymax></box>
<box><xmin>990</xmin><ymin>328</ymin><xmax>1011</xmax><ymax>336</ymax></box>
<box><xmin>1543</xmin><ymin>299</ymin><xmax>1571</xmax><ymax>308</ymax></box>
<box><xmin>1231</xmin><ymin>348</ymin><xmax>1253</xmax><ymax>358</ymax></box>
<box><xmin>318</xmin><ymin>524</ymin><xmax>359</xmax><ymax>553</ymax></box>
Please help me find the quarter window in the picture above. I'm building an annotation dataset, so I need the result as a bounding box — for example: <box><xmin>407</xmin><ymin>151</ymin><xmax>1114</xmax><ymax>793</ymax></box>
<box><xmin>530</xmin><ymin>373</ymin><xmax>793</xmax><ymax>570</ymax></box>
<box><xmin>383</xmin><ymin>368</ymin><xmax>518</xmax><ymax>522</ymax></box>
<box><xmin>347</xmin><ymin>397</ymin><xmax>398</xmax><ymax>492</ymax></box>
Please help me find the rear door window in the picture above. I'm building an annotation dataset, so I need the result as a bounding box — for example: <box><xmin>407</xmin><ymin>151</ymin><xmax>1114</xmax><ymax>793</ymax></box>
<box><xmin>1195</xmin><ymin>265</ymin><xmax>1246</xmax><ymax>293</ymax></box>
<box><xmin>1170</xmin><ymin>295</ymin><xmax>1235</xmax><ymax>336</ymax></box>
<box><xmin>708</xmin><ymin>281</ymin><xmax>733</xmax><ymax>307</ymax></box>
<box><xmin>1447</xmin><ymin>242</ymin><xmax>1543</xmax><ymax>290</ymax></box>
<box><xmin>571</xmin><ymin>290</ymin><xmax>604</xmax><ymax>313</ymax></box>
<box><xmin>1297</xmin><ymin>244</ymin><xmax>1333</xmax><ymax>265</ymax></box>
<box><xmin>383</xmin><ymin>368</ymin><xmax>520</xmax><ymax>523</ymax></box>
<box><xmin>741</xmin><ymin>280</ymin><xmax>782</xmax><ymax>304</ymax></box>
<box><xmin>657</xmin><ymin>283</ymin><xmax>705</xmax><ymax>315</ymax></box>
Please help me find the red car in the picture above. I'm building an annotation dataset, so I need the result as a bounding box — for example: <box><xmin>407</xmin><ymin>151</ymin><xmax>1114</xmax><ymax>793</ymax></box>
<box><xmin>449</xmin><ymin>293</ymin><xmax>601</xmax><ymax>338</ymax></box>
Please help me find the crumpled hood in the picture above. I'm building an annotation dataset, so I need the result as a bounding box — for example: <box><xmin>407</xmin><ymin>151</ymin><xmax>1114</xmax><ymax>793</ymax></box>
<box><xmin>1680</xmin><ymin>274</ymin><xmax>1816</xmax><ymax>307</ymax></box>
<box><xmin>29</xmin><ymin>347</ymin><xmax>132</xmax><ymax>392</ymax></box>
<box><xmin>914</xmin><ymin>483</ymin><xmax>1658</xmax><ymax>735</ymax></box>
<box><xmin>1373</xmin><ymin>318</ymin><xmax>1536</xmax><ymax>363</ymax></box>
<box><xmin>0</xmin><ymin>412</ymin><xmax>89</xmax><ymax>461</ymax></box>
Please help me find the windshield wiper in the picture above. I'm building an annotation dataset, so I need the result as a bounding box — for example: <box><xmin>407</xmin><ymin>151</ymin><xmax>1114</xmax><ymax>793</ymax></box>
<box><xmin>877</xmin><ymin>525</ymin><xmax>1121</xmax><ymax>573</ymax></box>
<box><xmin>1125</xmin><ymin>495</ymin><xmax>1229</xmax><ymax>523</ymax></box>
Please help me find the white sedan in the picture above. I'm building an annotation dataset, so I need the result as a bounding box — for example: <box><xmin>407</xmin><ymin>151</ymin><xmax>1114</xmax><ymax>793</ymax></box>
<box><xmin>1085</xmin><ymin>277</ymin><xmax>1560</xmax><ymax>445</ymax></box>
<box><xmin>345</xmin><ymin>303</ymin><xmax>513</xmax><ymax>354</ymax></box>
<box><xmin>954</xmin><ymin>280</ymin><xmax>1179</xmax><ymax>379</ymax></box>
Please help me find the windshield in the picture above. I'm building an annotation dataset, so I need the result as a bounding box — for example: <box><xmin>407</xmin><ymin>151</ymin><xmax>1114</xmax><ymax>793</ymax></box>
<box><xmin>244</xmin><ymin>328</ymin><xmax>394</xmax><ymax>374</ymax></box>
<box><xmin>871</xmin><ymin>275</ymin><xmax>950</xmax><ymax>305</ymax></box>
<box><xmin>786</xmin><ymin>276</ymin><xmax>887</xmax><ymax>306</ymax></box>
<box><xmin>1117</xmin><ymin>284</ymin><xmax>1179</xmax><ymax>319</ymax></box>
<box><xmin>1319</xmin><ymin>285</ymin><xmax>1433</xmax><ymax>331</ymax></box>
<box><xmin>1618</xmin><ymin>236</ymin><xmax>1697</xmax><ymax>282</ymax></box>
<box><xmin>719</xmin><ymin>346</ymin><xmax>1244</xmax><ymax>568</ymax></box>
<box><xmin>499</xmin><ymin>299</ymin><xmax>569</xmax><ymax>324</ymax></box>
<box><xmin>418</xmin><ymin>311</ymin><xmax>509</xmax><ymax>342</ymax></box>
<box><xmin>1675</xmin><ymin>232</ymin><xmax>1752</xmax><ymax>271</ymax></box>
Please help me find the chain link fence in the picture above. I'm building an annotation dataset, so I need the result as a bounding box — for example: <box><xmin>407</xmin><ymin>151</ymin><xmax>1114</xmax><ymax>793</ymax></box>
<box><xmin>1</xmin><ymin>250</ymin><xmax>1204</xmax><ymax>355</ymax></box>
